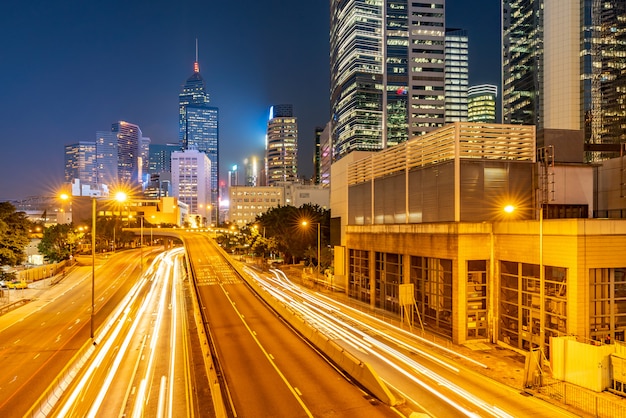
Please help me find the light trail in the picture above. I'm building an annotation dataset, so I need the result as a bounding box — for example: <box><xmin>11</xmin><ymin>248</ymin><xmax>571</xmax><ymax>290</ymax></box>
<box><xmin>243</xmin><ymin>266</ymin><xmax>516</xmax><ymax>418</ymax></box>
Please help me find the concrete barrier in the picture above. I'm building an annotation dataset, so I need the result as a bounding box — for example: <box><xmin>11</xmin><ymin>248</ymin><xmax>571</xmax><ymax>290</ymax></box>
<box><xmin>216</xmin><ymin>244</ymin><xmax>399</xmax><ymax>406</ymax></box>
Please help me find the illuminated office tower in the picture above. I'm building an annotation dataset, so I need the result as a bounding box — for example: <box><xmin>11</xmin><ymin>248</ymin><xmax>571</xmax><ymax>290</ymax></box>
<box><xmin>265</xmin><ymin>104</ymin><xmax>298</xmax><ymax>186</ymax></box>
<box><xmin>171</xmin><ymin>147</ymin><xmax>212</xmax><ymax>226</ymax></box>
<box><xmin>330</xmin><ymin>1</ymin><xmax>445</xmax><ymax>160</ymax></box>
<box><xmin>95</xmin><ymin>121</ymin><xmax>142</xmax><ymax>187</ymax></box>
<box><xmin>148</xmin><ymin>143</ymin><xmax>179</xmax><ymax>174</ymax></box>
<box><xmin>502</xmin><ymin>0</ymin><xmax>626</xmax><ymax>161</ymax></box>
<box><xmin>468</xmin><ymin>84</ymin><xmax>497</xmax><ymax>123</ymax></box>
<box><xmin>179</xmin><ymin>43</ymin><xmax>219</xmax><ymax>207</ymax></box>
<box><xmin>445</xmin><ymin>28</ymin><xmax>469</xmax><ymax>122</ymax></box>
<box><xmin>64</xmin><ymin>141</ymin><xmax>97</xmax><ymax>188</ymax></box>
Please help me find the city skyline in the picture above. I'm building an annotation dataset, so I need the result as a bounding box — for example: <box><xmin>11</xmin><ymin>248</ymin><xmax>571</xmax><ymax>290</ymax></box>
<box><xmin>0</xmin><ymin>0</ymin><xmax>501</xmax><ymax>201</ymax></box>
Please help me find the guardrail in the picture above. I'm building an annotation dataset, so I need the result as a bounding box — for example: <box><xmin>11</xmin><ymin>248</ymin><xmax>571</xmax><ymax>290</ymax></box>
<box><xmin>182</xmin><ymin>236</ymin><xmax>231</xmax><ymax>418</ymax></box>
<box><xmin>0</xmin><ymin>298</ymin><xmax>31</xmax><ymax>316</ymax></box>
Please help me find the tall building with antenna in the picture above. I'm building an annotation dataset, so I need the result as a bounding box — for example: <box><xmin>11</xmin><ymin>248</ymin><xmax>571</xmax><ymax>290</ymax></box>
<box><xmin>178</xmin><ymin>40</ymin><xmax>219</xmax><ymax>216</ymax></box>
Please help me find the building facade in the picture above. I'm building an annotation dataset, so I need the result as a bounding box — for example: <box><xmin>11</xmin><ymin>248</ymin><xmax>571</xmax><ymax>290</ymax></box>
<box><xmin>468</xmin><ymin>84</ymin><xmax>498</xmax><ymax>123</ymax></box>
<box><xmin>265</xmin><ymin>104</ymin><xmax>298</xmax><ymax>186</ymax></box>
<box><xmin>229</xmin><ymin>186</ymin><xmax>285</xmax><ymax>226</ymax></box>
<box><xmin>444</xmin><ymin>28</ymin><xmax>469</xmax><ymax>122</ymax></box>
<box><xmin>502</xmin><ymin>0</ymin><xmax>626</xmax><ymax>162</ymax></box>
<box><xmin>171</xmin><ymin>148</ymin><xmax>212</xmax><ymax>227</ymax></box>
<box><xmin>179</xmin><ymin>51</ymin><xmax>219</xmax><ymax>209</ymax></box>
<box><xmin>93</xmin><ymin>121</ymin><xmax>143</xmax><ymax>190</ymax></box>
<box><xmin>332</xmin><ymin>122</ymin><xmax>626</xmax><ymax>358</ymax></box>
<box><xmin>330</xmin><ymin>0</ymin><xmax>446</xmax><ymax>162</ymax></box>
<box><xmin>64</xmin><ymin>141</ymin><xmax>97</xmax><ymax>189</ymax></box>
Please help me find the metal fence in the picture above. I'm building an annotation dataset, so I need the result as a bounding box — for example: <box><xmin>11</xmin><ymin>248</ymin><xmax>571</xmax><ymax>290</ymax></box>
<box><xmin>538</xmin><ymin>378</ymin><xmax>626</xmax><ymax>418</ymax></box>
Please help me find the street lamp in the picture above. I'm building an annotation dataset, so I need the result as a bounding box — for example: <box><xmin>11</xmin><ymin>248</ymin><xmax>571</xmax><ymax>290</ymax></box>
<box><xmin>61</xmin><ymin>191</ymin><xmax>127</xmax><ymax>341</ymax></box>
<box><xmin>301</xmin><ymin>221</ymin><xmax>321</xmax><ymax>286</ymax></box>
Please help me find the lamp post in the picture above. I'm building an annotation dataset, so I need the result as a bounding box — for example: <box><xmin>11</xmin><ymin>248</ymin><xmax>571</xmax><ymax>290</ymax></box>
<box><xmin>90</xmin><ymin>196</ymin><xmax>96</xmax><ymax>339</ymax></box>
<box><xmin>302</xmin><ymin>221</ymin><xmax>321</xmax><ymax>285</ymax></box>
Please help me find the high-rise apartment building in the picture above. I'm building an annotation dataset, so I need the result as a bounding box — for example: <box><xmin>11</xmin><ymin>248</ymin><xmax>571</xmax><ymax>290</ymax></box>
<box><xmin>468</xmin><ymin>84</ymin><xmax>498</xmax><ymax>123</ymax></box>
<box><xmin>171</xmin><ymin>148</ymin><xmax>212</xmax><ymax>226</ymax></box>
<box><xmin>64</xmin><ymin>141</ymin><xmax>97</xmax><ymax>188</ymax></box>
<box><xmin>502</xmin><ymin>0</ymin><xmax>626</xmax><ymax>161</ymax></box>
<box><xmin>179</xmin><ymin>46</ymin><xmax>219</xmax><ymax>208</ymax></box>
<box><xmin>330</xmin><ymin>0</ymin><xmax>446</xmax><ymax>161</ymax></box>
<box><xmin>265</xmin><ymin>104</ymin><xmax>298</xmax><ymax>186</ymax></box>
<box><xmin>444</xmin><ymin>29</ymin><xmax>469</xmax><ymax>122</ymax></box>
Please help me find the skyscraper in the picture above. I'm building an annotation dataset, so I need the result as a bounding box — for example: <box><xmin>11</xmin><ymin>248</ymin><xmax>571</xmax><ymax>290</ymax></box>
<box><xmin>265</xmin><ymin>104</ymin><xmax>298</xmax><ymax>186</ymax></box>
<box><xmin>444</xmin><ymin>28</ymin><xmax>469</xmax><ymax>123</ymax></box>
<box><xmin>64</xmin><ymin>141</ymin><xmax>97</xmax><ymax>188</ymax></box>
<box><xmin>502</xmin><ymin>0</ymin><xmax>626</xmax><ymax>162</ymax></box>
<box><xmin>179</xmin><ymin>43</ymin><xmax>219</xmax><ymax>208</ymax></box>
<box><xmin>330</xmin><ymin>1</ymin><xmax>446</xmax><ymax>161</ymax></box>
<box><xmin>468</xmin><ymin>84</ymin><xmax>498</xmax><ymax>123</ymax></box>
<box><xmin>95</xmin><ymin>121</ymin><xmax>143</xmax><ymax>188</ymax></box>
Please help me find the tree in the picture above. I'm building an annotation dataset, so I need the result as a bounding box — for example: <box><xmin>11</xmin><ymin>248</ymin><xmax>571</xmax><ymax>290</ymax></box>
<box><xmin>0</xmin><ymin>202</ymin><xmax>31</xmax><ymax>266</ymax></box>
<box><xmin>38</xmin><ymin>223</ymin><xmax>77</xmax><ymax>263</ymax></box>
<box><xmin>255</xmin><ymin>204</ymin><xmax>330</xmax><ymax>264</ymax></box>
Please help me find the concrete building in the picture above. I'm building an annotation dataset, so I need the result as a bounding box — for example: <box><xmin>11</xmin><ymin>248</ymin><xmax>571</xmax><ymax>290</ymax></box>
<box><xmin>229</xmin><ymin>182</ymin><xmax>330</xmax><ymax>227</ymax></box>
<box><xmin>229</xmin><ymin>186</ymin><xmax>285</xmax><ymax>227</ymax></box>
<box><xmin>171</xmin><ymin>148</ymin><xmax>212</xmax><ymax>227</ymax></box>
<box><xmin>265</xmin><ymin>105</ymin><xmax>298</xmax><ymax>186</ymax></box>
<box><xmin>331</xmin><ymin>122</ymin><xmax>626</xmax><ymax>358</ymax></box>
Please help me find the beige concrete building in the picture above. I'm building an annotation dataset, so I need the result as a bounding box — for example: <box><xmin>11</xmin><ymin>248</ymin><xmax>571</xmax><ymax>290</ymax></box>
<box><xmin>331</xmin><ymin>123</ymin><xmax>626</xmax><ymax>358</ymax></box>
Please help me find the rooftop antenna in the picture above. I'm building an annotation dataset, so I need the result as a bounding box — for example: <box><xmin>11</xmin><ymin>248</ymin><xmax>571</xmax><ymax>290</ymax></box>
<box><xmin>194</xmin><ymin>38</ymin><xmax>199</xmax><ymax>73</ymax></box>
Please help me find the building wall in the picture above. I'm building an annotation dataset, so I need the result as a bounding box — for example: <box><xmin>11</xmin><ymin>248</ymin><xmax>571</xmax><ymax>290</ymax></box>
<box><xmin>595</xmin><ymin>156</ymin><xmax>626</xmax><ymax>217</ymax></box>
<box><xmin>543</xmin><ymin>1</ymin><xmax>580</xmax><ymax>130</ymax></box>
<box><xmin>345</xmin><ymin>219</ymin><xmax>626</xmax><ymax>349</ymax></box>
<box><xmin>229</xmin><ymin>186</ymin><xmax>284</xmax><ymax>226</ymax></box>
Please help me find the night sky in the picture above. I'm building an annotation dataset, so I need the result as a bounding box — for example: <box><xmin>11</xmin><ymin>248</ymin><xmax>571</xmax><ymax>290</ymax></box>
<box><xmin>0</xmin><ymin>0</ymin><xmax>500</xmax><ymax>201</ymax></box>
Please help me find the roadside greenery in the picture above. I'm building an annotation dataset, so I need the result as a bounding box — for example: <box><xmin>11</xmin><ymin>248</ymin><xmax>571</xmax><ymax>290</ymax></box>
<box><xmin>0</xmin><ymin>202</ymin><xmax>31</xmax><ymax>266</ymax></box>
<box><xmin>38</xmin><ymin>223</ymin><xmax>83</xmax><ymax>263</ymax></box>
<box><xmin>218</xmin><ymin>203</ymin><xmax>331</xmax><ymax>270</ymax></box>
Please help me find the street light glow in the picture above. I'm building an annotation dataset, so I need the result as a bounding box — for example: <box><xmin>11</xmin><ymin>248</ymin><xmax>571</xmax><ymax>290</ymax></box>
<box><xmin>504</xmin><ymin>205</ymin><xmax>515</xmax><ymax>214</ymax></box>
<box><xmin>115</xmin><ymin>191</ymin><xmax>128</xmax><ymax>203</ymax></box>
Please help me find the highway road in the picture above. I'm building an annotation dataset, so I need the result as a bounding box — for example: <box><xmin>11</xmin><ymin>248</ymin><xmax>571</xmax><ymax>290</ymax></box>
<box><xmin>0</xmin><ymin>249</ymin><xmax>151</xmax><ymax>418</ymax></box>
<box><xmin>240</xmin><ymin>266</ymin><xmax>582</xmax><ymax>418</ymax></box>
<box><xmin>184</xmin><ymin>232</ymin><xmax>400</xmax><ymax>417</ymax></box>
<box><xmin>50</xmin><ymin>248</ymin><xmax>201</xmax><ymax>417</ymax></box>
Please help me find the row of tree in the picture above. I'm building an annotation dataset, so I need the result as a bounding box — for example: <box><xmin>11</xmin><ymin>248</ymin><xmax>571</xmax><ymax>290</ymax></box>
<box><xmin>216</xmin><ymin>203</ymin><xmax>331</xmax><ymax>271</ymax></box>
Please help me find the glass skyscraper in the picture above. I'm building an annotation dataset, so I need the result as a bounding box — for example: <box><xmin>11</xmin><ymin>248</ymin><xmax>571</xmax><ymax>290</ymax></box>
<box><xmin>64</xmin><ymin>141</ymin><xmax>97</xmax><ymax>188</ymax></box>
<box><xmin>503</xmin><ymin>0</ymin><xmax>626</xmax><ymax>162</ymax></box>
<box><xmin>444</xmin><ymin>29</ymin><xmax>469</xmax><ymax>122</ymax></box>
<box><xmin>330</xmin><ymin>1</ymin><xmax>446</xmax><ymax>161</ymax></box>
<box><xmin>95</xmin><ymin>121</ymin><xmax>142</xmax><ymax>188</ymax></box>
<box><xmin>179</xmin><ymin>53</ymin><xmax>219</xmax><ymax>207</ymax></box>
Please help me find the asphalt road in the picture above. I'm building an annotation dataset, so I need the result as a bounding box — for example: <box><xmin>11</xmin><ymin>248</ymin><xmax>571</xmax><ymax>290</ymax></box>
<box><xmin>185</xmin><ymin>233</ymin><xmax>400</xmax><ymax>417</ymax></box>
<box><xmin>49</xmin><ymin>248</ymin><xmax>199</xmax><ymax>417</ymax></box>
<box><xmin>0</xmin><ymin>250</ymin><xmax>148</xmax><ymax>417</ymax></box>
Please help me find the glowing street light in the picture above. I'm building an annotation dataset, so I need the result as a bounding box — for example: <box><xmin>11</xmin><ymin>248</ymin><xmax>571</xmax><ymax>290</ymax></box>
<box><xmin>301</xmin><ymin>220</ymin><xmax>321</xmax><ymax>285</ymax></box>
<box><xmin>60</xmin><ymin>190</ymin><xmax>128</xmax><ymax>341</ymax></box>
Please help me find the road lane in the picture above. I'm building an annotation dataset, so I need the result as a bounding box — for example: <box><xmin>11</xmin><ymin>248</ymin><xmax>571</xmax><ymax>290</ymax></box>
<box><xmin>0</xmin><ymin>250</ymin><xmax>147</xmax><ymax>418</ymax></box>
<box><xmin>186</xmin><ymin>233</ymin><xmax>399</xmax><ymax>417</ymax></box>
<box><xmin>49</xmin><ymin>248</ymin><xmax>198</xmax><ymax>418</ymax></box>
